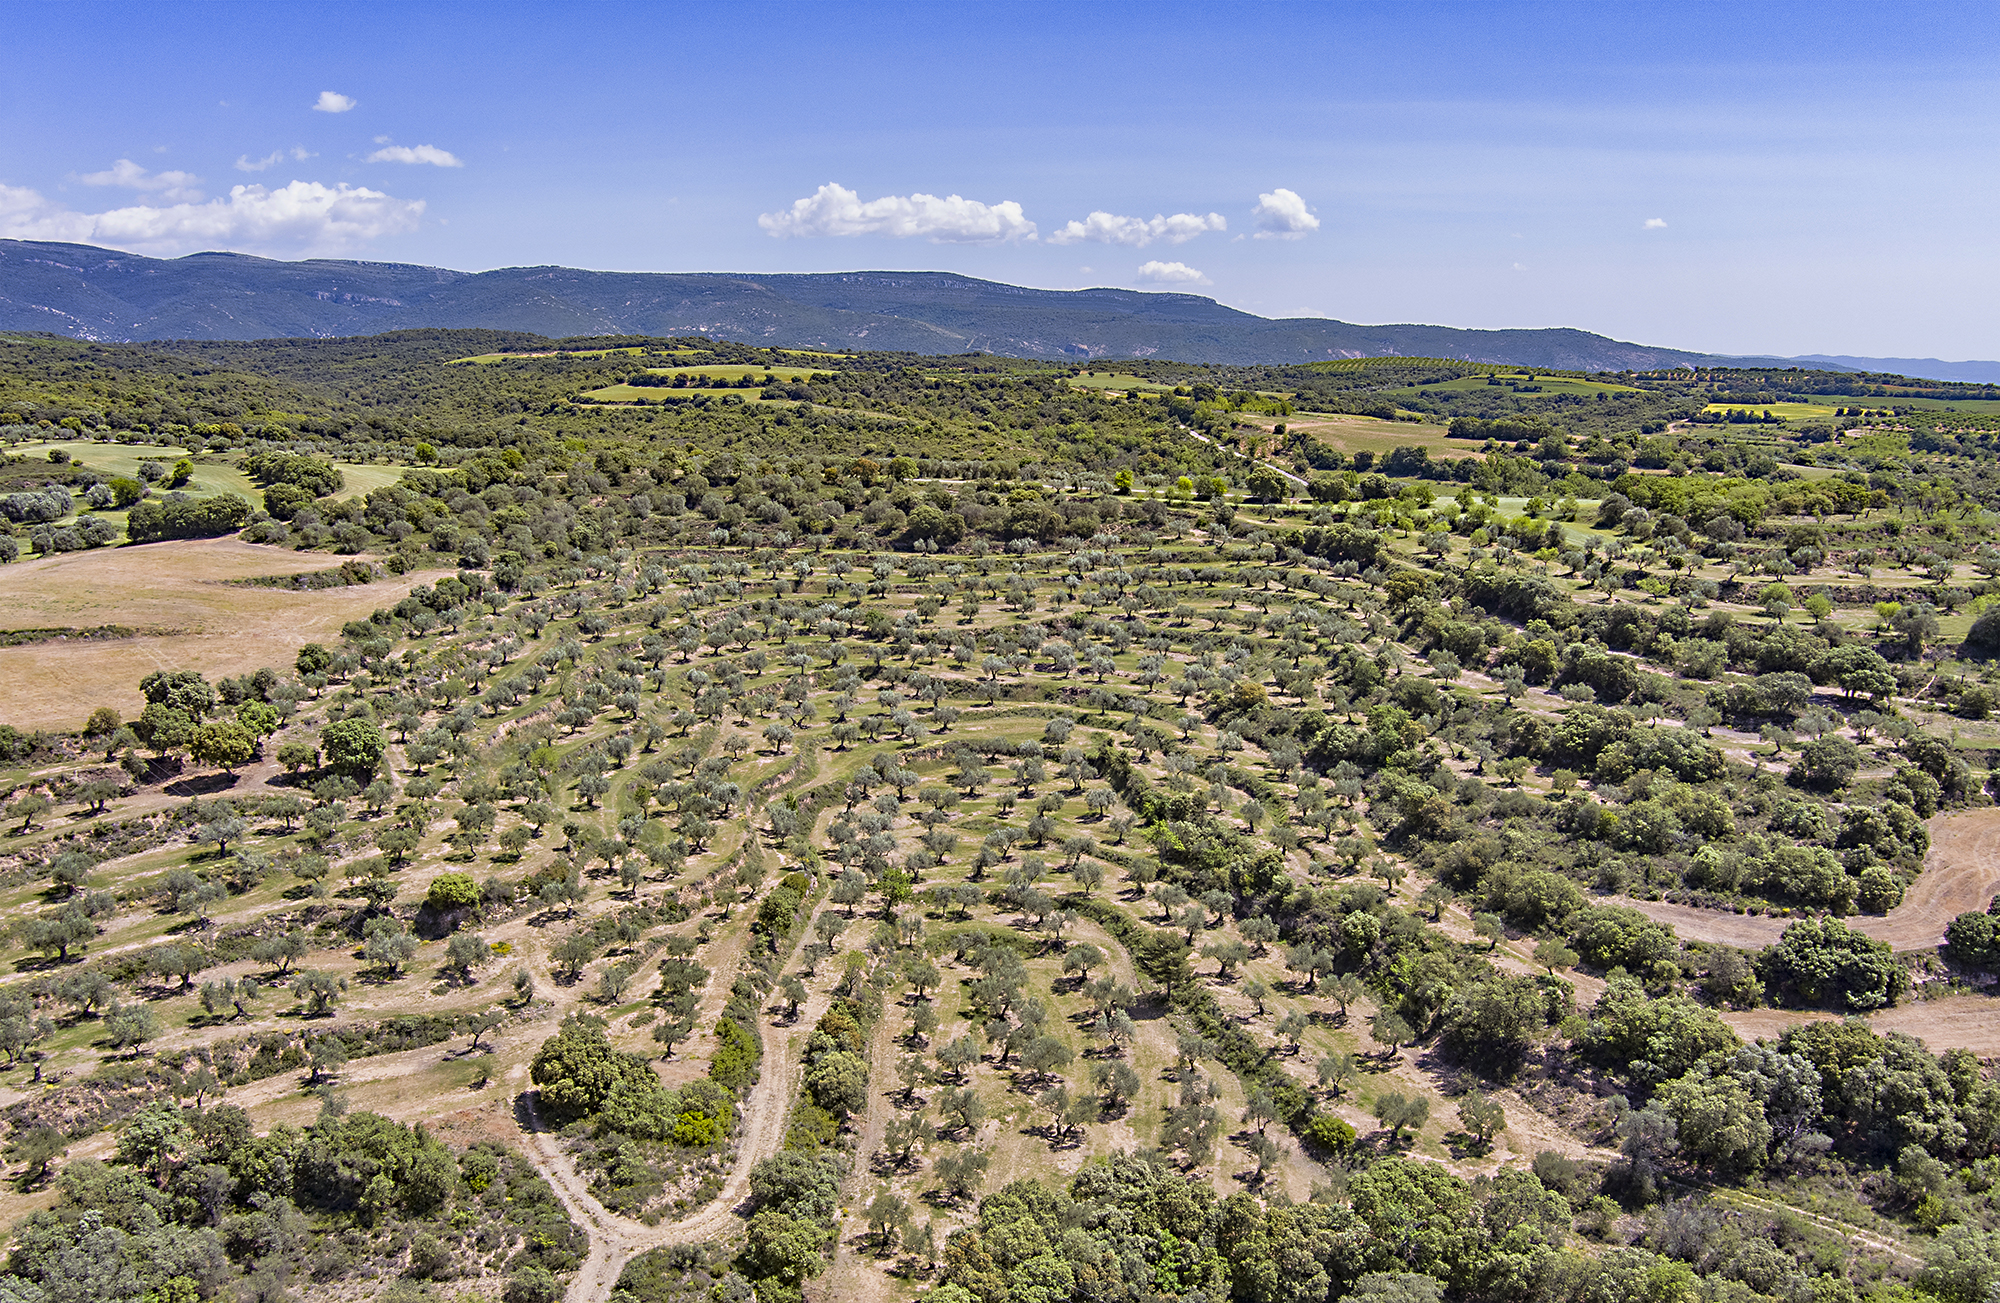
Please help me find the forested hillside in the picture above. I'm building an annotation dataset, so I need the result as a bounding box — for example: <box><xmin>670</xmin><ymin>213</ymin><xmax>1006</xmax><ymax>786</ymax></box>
<box><xmin>19</xmin><ymin>239</ymin><xmax>1992</xmax><ymax>375</ymax></box>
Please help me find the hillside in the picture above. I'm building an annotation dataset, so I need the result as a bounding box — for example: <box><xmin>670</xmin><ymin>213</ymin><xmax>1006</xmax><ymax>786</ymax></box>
<box><xmin>3</xmin><ymin>334</ymin><xmax>2000</xmax><ymax>1303</ymax></box>
<box><xmin>11</xmin><ymin>238</ymin><xmax>1992</xmax><ymax>377</ymax></box>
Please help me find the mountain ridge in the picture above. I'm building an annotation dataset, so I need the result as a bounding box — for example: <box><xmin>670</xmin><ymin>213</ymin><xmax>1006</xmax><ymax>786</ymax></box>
<box><xmin>3</xmin><ymin>239</ymin><xmax>1994</xmax><ymax>381</ymax></box>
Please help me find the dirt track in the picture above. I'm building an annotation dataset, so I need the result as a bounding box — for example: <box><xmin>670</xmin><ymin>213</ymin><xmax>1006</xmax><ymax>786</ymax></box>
<box><xmin>505</xmin><ymin>865</ymin><xmax>841</xmax><ymax>1303</ymax></box>
<box><xmin>1623</xmin><ymin>807</ymin><xmax>2000</xmax><ymax>953</ymax></box>
<box><xmin>513</xmin><ymin>974</ymin><xmax>834</xmax><ymax>1303</ymax></box>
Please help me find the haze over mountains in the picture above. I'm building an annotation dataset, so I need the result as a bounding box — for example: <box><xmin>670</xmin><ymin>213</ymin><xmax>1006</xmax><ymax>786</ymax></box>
<box><xmin>2</xmin><ymin>239</ymin><xmax>1994</xmax><ymax>381</ymax></box>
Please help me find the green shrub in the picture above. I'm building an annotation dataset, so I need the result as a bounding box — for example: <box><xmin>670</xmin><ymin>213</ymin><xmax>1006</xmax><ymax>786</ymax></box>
<box><xmin>1305</xmin><ymin>1114</ymin><xmax>1355</xmax><ymax>1153</ymax></box>
<box><xmin>710</xmin><ymin>1017</ymin><xmax>760</xmax><ymax>1091</ymax></box>
<box><xmin>426</xmin><ymin>872</ymin><xmax>480</xmax><ymax>912</ymax></box>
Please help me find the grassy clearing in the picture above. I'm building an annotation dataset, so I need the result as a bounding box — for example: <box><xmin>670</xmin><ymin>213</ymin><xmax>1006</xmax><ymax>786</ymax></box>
<box><xmin>1260</xmin><ymin>413</ymin><xmax>1459</xmax><ymax>457</ymax></box>
<box><xmin>0</xmin><ymin>539</ymin><xmax>448</xmax><ymax>725</ymax></box>
<box><xmin>578</xmin><ymin>384</ymin><xmax>779</xmax><ymax>405</ymax></box>
<box><xmin>1065</xmin><ymin>373</ymin><xmax>1176</xmax><ymax>393</ymax></box>
<box><xmin>17</xmin><ymin>440</ymin><xmax>404</xmax><ymax>505</ymax></box>
<box><xmin>1703</xmin><ymin>402</ymin><xmax>1841</xmax><ymax>420</ymax></box>
<box><xmin>637</xmin><ymin>364</ymin><xmax>822</xmax><ymax>381</ymax></box>
<box><xmin>326</xmin><ymin>462</ymin><xmax>409</xmax><ymax>499</ymax></box>
<box><xmin>1416</xmin><ymin>373</ymin><xmax>1646</xmax><ymax>397</ymax></box>
<box><xmin>22</xmin><ymin>441</ymin><xmax>258</xmax><ymax>500</ymax></box>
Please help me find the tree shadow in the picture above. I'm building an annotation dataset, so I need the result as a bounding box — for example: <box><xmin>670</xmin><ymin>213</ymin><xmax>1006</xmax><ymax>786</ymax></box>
<box><xmin>165</xmin><ymin>772</ymin><xmax>241</xmax><ymax>798</ymax></box>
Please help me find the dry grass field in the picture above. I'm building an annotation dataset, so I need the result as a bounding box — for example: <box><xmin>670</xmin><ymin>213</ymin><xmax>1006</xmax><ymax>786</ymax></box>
<box><xmin>0</xmin><ymin>539</ymin><xmax>448</xmax><ymax>728</ymax></box>
<box><xmin>1260</xmin><ymin>413</ymin><xmax>1460</xmax><ymax>457</ymax></box>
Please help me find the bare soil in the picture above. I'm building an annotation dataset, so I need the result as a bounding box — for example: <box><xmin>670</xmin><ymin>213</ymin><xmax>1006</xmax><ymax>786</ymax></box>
<box><xmin>1622</xmin><ymin>807</ymin><xmax>2000</xmax><ymax>953</ymax></box>
<box><xmin>1868</xmin><ymin>808</ymin><xmax>2000</xmax><ymax>949</ymax></box>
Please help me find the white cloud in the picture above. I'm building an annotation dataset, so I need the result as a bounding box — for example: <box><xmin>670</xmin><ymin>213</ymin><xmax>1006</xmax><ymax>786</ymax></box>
<box><xmin>1047</xmin><ymin>210</ymin><xmax>1225</xmax><ymax>247</ymax></box>
<box><xmin>1135</xmin><ymin>260</ymin><xmax>1208</xmax><ymax>285</ymax></box>
<box><xmin>76</xmin><ymin>159</ymin><xmax>204</xmax><ymax>203</ymax></box>
<box><xmin>366</xmin><ymin>143</ymin><xmax>464</xmax><ymax>168</ymax></box>
<box><xmin>313</xmin><ymin>90</ymin><xmax>357</xmax><ymax>114</ymax></box>
<box><xmin>0</xmin><ymin>179</ymin><xmax>424</xmax><ymax>256</ymax></box>
<box><xmin>1251</xmin><ymin>187</ymin><xmax>1320</xmax><ymax>239</ymax></box>
<box><xmin>1644</xmin><ymin>217</ymin><xmax>1668</xmax><ymax>229</ymax></box>
<box><xmin>236</xmin><ymin>146</ymin><xmax>315</xmax><ymax>172</ymax></box>
<box><xmin>758</xmin><ymin>182</ymin><xmax>1035</xmax><ymax>243</ymax></box>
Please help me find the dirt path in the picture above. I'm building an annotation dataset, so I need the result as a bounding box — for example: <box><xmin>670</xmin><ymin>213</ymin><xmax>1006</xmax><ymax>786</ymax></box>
<box><xmin>1702</xmin><ymin>1184</ymin><xmax>1919</xmax><ymax>1267</ymax></box>
<box><xmin>512</xmin><ymin>967</ymin><xmax>834</xmax><ymax>1303</ymax></box>
<box><xmin>504</xmin><ymin>865</ymin><xmax>839</xmax><ymax>1303</ymax></box>
<box><xmin>1620</xmin><ymin>807</ymin><xmax>2000</xmax><ymax>953</ymax></box>
<box><xmin>1870</xmin><ymin>808</ymin><xmax>2000</xmax><ymax>948</ymax></box>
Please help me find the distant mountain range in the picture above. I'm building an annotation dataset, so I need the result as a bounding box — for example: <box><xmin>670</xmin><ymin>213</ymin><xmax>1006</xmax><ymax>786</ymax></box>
<box><xmin>3</xmin><ymin>239</ymin><xmax>1995</xmax><ymax>382</ymax></box>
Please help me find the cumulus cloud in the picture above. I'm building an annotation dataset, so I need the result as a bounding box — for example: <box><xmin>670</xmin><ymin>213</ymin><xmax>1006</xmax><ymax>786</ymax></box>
<box><xmin>1644</xmin><ymin>217</ymin><xmax>1668</xmax><ymax>229</ymax></box>
<box><xmin>1047</xmin><ymin>210</ymin><xmax>1225</xmax><ymax>247</ymax></box>
<box><xmin>76</xmin><ymin>159</ymin><xmax>204</xmax><ymax>203</ymax></box>
<box><xmin>1251</xmin><ymin>187</ymin><xmax>1319</xmax><ymax>239</ymax></box>
<box><xmin>758</xmin><ymin>182</ymin><xmax>1035</xmax><ymax>243</ymax></box>
<box><xmin>0</xmin><ymin>179</ymin><xmax>424</xmax><ymax>256</ymax></box>
<box><xmin>1135</xmin><ymin>260</ymin><xmax>1208</xmax><ymax>285</ymax></box>
<box><xmin>366</xmin><ymin>143</ymin><xmax>464</xmax><ymax>168</ymax></box>
<box><xmin>235</xmin><ymin>146</ymin><xmax>315</xmax><ymax>173</ymax></box>
<box><xmin>313</xmin><ymin>90</ymin><xmax>357</xmax><ymax>113</ymax></box>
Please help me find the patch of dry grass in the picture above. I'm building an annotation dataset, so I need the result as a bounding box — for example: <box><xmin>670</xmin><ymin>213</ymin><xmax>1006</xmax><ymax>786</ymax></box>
<box><xmin>0</xmin><ymin>538</ymin><xmax>449</xmax><ymax>728</ymax></box>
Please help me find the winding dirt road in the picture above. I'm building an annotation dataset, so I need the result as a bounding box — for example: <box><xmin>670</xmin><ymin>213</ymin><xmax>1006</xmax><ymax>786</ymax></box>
<box><xmin>1623</xmin><ymin>807</ymin><xmax>2000</xmax><ymax>952</ymax></box>
<box><xmin>507</xmin><ymin>883</ymin><xmax>838</xmax><ymax>1303</ymax></box>
<box><xmin>511</xmin><ymin>974</ymin><xmax>832</xmax><ymax>1303</ymax></box>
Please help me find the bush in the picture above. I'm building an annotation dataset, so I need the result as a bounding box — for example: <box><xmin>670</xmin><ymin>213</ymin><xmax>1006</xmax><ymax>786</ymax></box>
<box><xmin>749</xmin><ymin>1150</ymin><xmax>844</xmax><ymax>1221</ymax></box>
<box><xmin>1945</xmin><ymin>904</ymin><xmax>2000</xmax><ymax>972</ymax></box>
<box><xmin>426</xmin><ymin>872</ymin><xmax>480</xmax><ymax>913</ymax></box>
<box><xmin>1759</xmin><ymin>916</ymin><xmax>1907</xmax><ymax>1011</ymax></box>
<box><xmin>530</xmin><ymin>1020</ymin><xmax>655</xmax><ymax>1122</ymax></box>
<box><xmin>1569</xmin><ymin>905</ymin><xmax>1677</xmax><ymax>972</ymax></box>
<box><xmin>1856</xmin><ymin>866</ymin><xmax>1905</xmax><ymax>914</ymax></box>
<box><xmin>1577</xmin><ymin>975</ymin><xmax>1740</xmax><ymax>1090</ymax></box>
<box><xmin>804</xmin><ymin>1048</ymin><xmax>868</xmax><ymax>1116</ymax></box>
<box><xmin>710</xmin><ymin>1017</ymin><xmax>760</xmax><ymax>1091</ymax></box>
<box><xmin>1438</xmin><ymin>974</ymin><xmax>1555</xmax><ymax>1071</ymax></box>
<box><xmin>1789</xmin><ymin>734</ymin><xmax>1861</xmax><ymax>791</ymax></box>
<box><xmin>1965</xmin><ymin>609</ymin><xmax>2000</xmax><ymax>657</ymax></box>
<box><xmin>504</xmin><ymin>1264</ymin><xmax>563</xmax><ymax>1303</ymax></box>
<box><xmin>244</xmin><ymin>450</ymin><xmax>344</xmax><ymax>496</ymax></box>
<box><xmin>1304</xmin><ymin>1113</ymin><xmax>1356</xmax><ymax>1153</ymax></box>
<box><xmin>320</xmin><ymin>718</ymin><xmax>386</xmax><ymax>778</ymax></box>
<box><xmin>126</xmin><ymin>493</ymin><xmax>252</xmax><ymax>543</ymax></box>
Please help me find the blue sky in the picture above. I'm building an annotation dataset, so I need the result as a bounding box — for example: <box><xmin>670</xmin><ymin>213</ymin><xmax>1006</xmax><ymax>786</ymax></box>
<box><xmin>4</xmin><ymin>1</ymin><xmax>1998</xmax><ymax>360</ymax></box>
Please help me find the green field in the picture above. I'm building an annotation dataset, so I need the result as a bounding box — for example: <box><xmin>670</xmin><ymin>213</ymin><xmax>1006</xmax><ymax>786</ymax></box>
<box><xmin>326</xmin><ymin>462</ymin><xmax>410</xmax><ymax>499</ymax></box>
<box><xmin>1415</xmin><ymin>372</ymin><xmax>1646</xmax><ymax>397</ymax></box>
<box><xmin>636</xmin><ymin>364</ymin><xmax>823</xmax><ymax>381</ymax></box>
<box><xmin>449</xmin><ymin>346</ymin><xmax>684</xmax><ymax>365</ymax></box>
<box><xmin>28</xmin><ymin>440</ymin><xmax>406</xmax><ymax>501</ymax></box>
<box><xmin>579</xmin><ymin>384</ymin><xmax>776</xmax><ymax>405</ymax></box>
<box><xmin>30</xmin><ymin>440</ymin><xmax>259</xmax><ymax>501</ymax></box>
<box><xmin>12</xmin><ymin>442</ymin><xmax>408</xmax><ymax>536</ymax></box>
<box><xmin>1703</xmin><ymin>401</ymin><xmax>1840</xmax><ymax>420</ymax></box>
<box><xmin>1064</xmin><ymin>372</ymin><xmax>1175</xmax><ymax>393</ymax></box>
